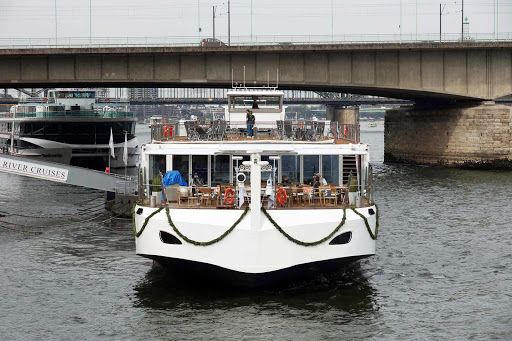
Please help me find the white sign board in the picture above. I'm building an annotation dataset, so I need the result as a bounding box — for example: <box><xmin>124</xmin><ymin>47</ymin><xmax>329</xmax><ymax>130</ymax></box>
<box><xmin>0</xmin><ymin>157</ymin><xmax>69</xmax><ymax>182</ymax></box>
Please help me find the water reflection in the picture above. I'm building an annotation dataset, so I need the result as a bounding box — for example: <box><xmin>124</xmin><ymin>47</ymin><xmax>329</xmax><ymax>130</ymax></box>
<box><xmin>133</xmin><ymin>261</ymin><xmax>379</xmax><ymax>318</ymax></box>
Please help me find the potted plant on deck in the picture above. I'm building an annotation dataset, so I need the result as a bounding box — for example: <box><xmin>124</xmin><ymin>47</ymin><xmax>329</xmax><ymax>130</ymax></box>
<box><xmin>348</xmin><ymin>174</ymin><xmax>358</xmax><ymax>206</ymax></box>
<box><xmin>152</xmin><ymin>175</ymin><xmax>162</xmax><ymax>205</ymax></box>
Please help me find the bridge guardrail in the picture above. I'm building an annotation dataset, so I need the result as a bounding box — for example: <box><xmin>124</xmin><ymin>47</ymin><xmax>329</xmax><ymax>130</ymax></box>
<box><xmin>0</xmin><ymin>33</ymin><xmax>511</xmax><ymax>49</ymax></box>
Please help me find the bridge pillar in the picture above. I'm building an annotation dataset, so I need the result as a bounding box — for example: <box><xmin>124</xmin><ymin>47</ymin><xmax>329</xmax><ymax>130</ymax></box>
<box><xmin>326</xmin><ymin>105</ymin><xmax>360</xmax><ymax>142</ymax></box>
<box><xmin>384</xmin><ymin>103</ymin><xmax>512</xmax><ymax>169</ymax></box>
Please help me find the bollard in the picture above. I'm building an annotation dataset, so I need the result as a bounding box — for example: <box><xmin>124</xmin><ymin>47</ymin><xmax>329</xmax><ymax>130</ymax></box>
<box><xmin>355</xmin><ymin>196</ymin><xmax>362</xmax><ymax>208</ymax></box>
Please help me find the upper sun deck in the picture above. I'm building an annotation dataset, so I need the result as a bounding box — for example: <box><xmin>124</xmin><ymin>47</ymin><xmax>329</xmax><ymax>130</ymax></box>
<box><xmin>1</xmin><ymin>92</ymin><xmax>134</xmax><ymax>120</ymax></box>
<box><xmin>150</xmin><ymin>119</ymin><xmax>358</xmax><ymax>144</ymax></box>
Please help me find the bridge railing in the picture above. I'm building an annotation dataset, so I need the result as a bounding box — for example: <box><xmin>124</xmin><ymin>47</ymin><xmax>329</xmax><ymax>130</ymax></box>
<box><xmin>150</xmin><ymin>120</ymin><xmax>357</xmax><ymax>143</ymax></box>
<box><xmin>1</xmin><ymin>33</ymin><xmax>511</xmax><ymax>49</ymax></box>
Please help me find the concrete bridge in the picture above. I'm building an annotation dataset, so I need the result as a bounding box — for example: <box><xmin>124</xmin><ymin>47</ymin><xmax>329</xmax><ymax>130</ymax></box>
<box><xmin>1</xmin><ymin>42</ymin><xmax>511</xmax><ymax>168</ymax></box>
<box><xmin>0</xmin><ymin>42</ymin><xmax>511</xmax><ymax>101</ymax></box>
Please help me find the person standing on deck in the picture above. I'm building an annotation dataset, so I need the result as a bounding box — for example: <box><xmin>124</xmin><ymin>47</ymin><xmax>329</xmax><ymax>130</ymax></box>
<box><xmin>246</xmin><ymin>109</ymin><xmax>255</xmax><ymax>138</ymax></box>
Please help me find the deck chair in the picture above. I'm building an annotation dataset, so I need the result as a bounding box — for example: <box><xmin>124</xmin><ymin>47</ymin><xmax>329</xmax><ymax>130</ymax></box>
<box><xmin>316</xmin><ymin>121</ymin><xmax>325</xmax><ymax>138</ymax></box>
<box><xmin>195</xmin><ymin>125</ymin><xmax>209</xmax><ymax>139</ymax></box>
<box><xmin>283</xmin><ymin>121</ymin><xmax>294</xmax><ymax>139</ymax></box>
<box><xmin>206</xmin><ymin>120</ymin><xmax>219</xmax><ymax>140</ymax></box>
<box><xmin>185</xmin><ymin>121</ymin><xmax>199</xmax><ymax>140</ymax></box>
<box><xmin>217</xmin><ymin>120</ymin><xmax>227</xmax><ymax>140</ymax></box>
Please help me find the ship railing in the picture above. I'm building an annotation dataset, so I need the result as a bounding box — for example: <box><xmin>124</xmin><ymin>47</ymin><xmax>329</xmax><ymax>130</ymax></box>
<box><xmin>0</xmin><ymin>111</ymin><xmax>135</xmax><ymax>118</ymax></box>
<box><xmin>143</xmin><ymin>182</ymin><xmax>372</xmax><ymax>209</ymax></box>
<box><xmin>18</xmin><ymin>97</ymin><xmax>57</xmax><ymax>104</ymax></box>
<box><xmin>150</xmin><ymin>120</ymin><xmax>357</xmax><ymax>143</ymax></box>
<box><xmin>116</xmin><ymin>179</ymin><xmax>138</xmax><ymax>195</ymax></box>
<box><xmin>96</xmin><ymin>97</ymin><xmax>130</xmax><ymax>104</ymax></box>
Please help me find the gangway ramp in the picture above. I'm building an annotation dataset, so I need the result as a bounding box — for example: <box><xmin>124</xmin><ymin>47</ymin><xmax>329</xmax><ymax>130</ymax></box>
<box><xmin>0</xmin><ymin>153</ymin><xmax>135</xmax><ymax>193</ymax></box>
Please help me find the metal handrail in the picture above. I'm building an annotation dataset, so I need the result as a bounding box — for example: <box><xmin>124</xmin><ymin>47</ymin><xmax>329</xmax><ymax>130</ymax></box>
<box><xmin>150</xmin><ymin>120</ymin><xmax>357</xmax><ymax>143</ymax></box>
<box><xmin>144</xmin><ymin>183</ymin><xmax>373</xmax><ymax>208</ymax></box>
<box><xmin>0</xmin><ymin>111</ymin><xmax>135</xmax><ymax>118</ymax></box>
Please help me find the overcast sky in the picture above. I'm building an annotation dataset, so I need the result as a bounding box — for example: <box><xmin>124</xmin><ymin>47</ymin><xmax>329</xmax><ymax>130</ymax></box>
<box><xmin>1</xmin><ymin>0</ymin><xmax>511</xmax><ymax>43</ymax></box>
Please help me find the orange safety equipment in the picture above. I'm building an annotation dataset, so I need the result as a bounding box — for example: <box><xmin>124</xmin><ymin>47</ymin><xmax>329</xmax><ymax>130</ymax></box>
<box><xmin>164</xmin><ymin>125</ymin><xmax>169</xmax><ymax>137</ymax></box>
<box><xmin>105</xmin><ymin>97</ymin><xmax>110</xmax><ymax>103</ymax></box>
<box><xmin>343</xmin><ymin>125</ymin><xmax>347</xmax><ymax>138</ymax></box>
<box><xmin>43</xmin><ymin>97</ymin><xmax>48</xmax><ymax>103</ymax></box>
<box><xmin>169</xmin><ymin>125</ymin><xmax>173</xmax><ymax>137</ymax></box>
<box><xmin>276</xmin><ymin>187</ymin><xmax>287</xmax><ymax>206</ymax></box>
<box><xmin>224</xmin><ymin>188</ymin><xmax>235</xmax><ymax>205</ymax></box>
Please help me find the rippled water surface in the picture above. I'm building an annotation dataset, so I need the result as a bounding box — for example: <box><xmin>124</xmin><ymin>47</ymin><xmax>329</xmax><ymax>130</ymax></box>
<box><xmin>1</xmin><ymin>123</ymin><xmax>511</xmax><ymax>340</ymax></box>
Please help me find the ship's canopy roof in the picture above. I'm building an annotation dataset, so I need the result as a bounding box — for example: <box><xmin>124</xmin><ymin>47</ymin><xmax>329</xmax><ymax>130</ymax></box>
<box><xmin>143</xmin><ymin>141</ymin><xmax>368</xmax><ymax>156</ymax></box>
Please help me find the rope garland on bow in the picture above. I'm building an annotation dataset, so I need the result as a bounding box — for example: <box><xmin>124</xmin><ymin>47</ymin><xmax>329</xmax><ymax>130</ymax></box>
<box><xmin>260</xmin><ymin>206</ymin><xmax>347</xmax><ymax>246</ymax></box>
<box><xmin>165</xmin><ymin>206</ymin><xmax>250</xmax><ymax>246</ymax></box>
<box><xmin>133</xmin><ymin>205</ymin><xmax>163</xmax><ymax>237</ymax></box>
<box><xmin>350</xmin><ymin>203</ymin><xmax>379</xmax><ymax>240</ymax></box>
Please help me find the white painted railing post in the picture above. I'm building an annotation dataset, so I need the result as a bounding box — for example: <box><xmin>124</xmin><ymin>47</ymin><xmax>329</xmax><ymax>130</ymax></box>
<box><xmin>244</xmin><ymin>152</ymin><xmax>267</xmax><ymax>232</ymax></box>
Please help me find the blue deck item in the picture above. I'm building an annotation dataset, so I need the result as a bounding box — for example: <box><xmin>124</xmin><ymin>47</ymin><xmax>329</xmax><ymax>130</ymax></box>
<box><xmin>162</xmin><ymin>170</ymin><xmax>188</xmax><ymax>187</ymax></box>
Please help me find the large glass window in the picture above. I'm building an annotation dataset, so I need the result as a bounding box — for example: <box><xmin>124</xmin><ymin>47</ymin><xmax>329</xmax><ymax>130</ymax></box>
<box><xmin>172</xmin><ymin>155</ymin><xmax>189</xmax><ymax>184</ymax></box>
<box><xmin>191</xmin><ymin>155</ymin><xmax>208</xmax><ymax>186</ymax></box>
<box><xmin>229</xmin><ymin>95</ymin><xmax>281</xmax><ymax>112</ymax></box>
<box><xmin>281</xmin><ymin>155</ymin><xmax>300</xmax><ymax>184</ymax></box>
<box><xmin>152</xmin><ymin>155</ymin><xmax>166</xmax><ymax>178</ymax></box>
<box><xmin>303</xmin><ymin>155</ymin><xmax>319</xmax><ymax>185</ymax></box>
<box><xmin>322</xmin><ymin>155</ymin><xmax>339</xmax><ymax>184</ymax></box>
<box><xmin>212</xmin><ymin>155</ymin><xmax>230</xmax><ymax>186</ymax></box>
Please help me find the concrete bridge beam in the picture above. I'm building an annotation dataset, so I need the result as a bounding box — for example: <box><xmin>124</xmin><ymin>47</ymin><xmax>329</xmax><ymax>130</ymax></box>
<box><xmin>0</xmin><ymin>43</ymin><xmax>510</xmax><ymax>101</ymax></box>
<box><xmin>384</xmin><ymin>103</ymin><xmax>512</xmax><ymax>169</ymax></box>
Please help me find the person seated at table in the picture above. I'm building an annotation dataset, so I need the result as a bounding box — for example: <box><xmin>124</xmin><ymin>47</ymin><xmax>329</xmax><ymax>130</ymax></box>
<box><xmin>316</xmin><ymin>173</ymin><xmax>328</xmax><ymax>186</ymax></box>
<box><xmin>312</xmin><ymin>175</ymin><xmax>321</xmax><ymax>196</ymax></box>
<box><xmin>281</xmin><ymin>175</ymin><xmax>290</xmax><ymax>185</ymax></box>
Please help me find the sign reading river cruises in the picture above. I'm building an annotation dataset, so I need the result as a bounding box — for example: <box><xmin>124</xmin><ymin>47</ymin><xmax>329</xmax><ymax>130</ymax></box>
<box><xmin>0</xmin><ymin>157</ymin><xmax>69</xmax><ymax>182</ymax></box>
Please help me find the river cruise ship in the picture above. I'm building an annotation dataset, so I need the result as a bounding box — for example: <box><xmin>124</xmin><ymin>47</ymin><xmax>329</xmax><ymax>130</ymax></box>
<box><xmin>0</xmin><ymin>89</ymin><xmax>139</xmax><ymax>168</ymax></box>
<box><xmin>133</xmin><ymin>88</ymin><xmax>378</xmax><ymax>287</ymax></box>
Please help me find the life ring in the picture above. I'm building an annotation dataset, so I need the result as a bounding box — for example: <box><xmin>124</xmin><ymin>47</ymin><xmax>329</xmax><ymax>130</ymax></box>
<box><xmin>105</xmin><ymin>97</ymin><xmax>110</xmax><ymax>103</ymax></box>
<box><xmin>276</xmin><ymin>187</ymin><xmax>287</xmax><ymax>206</ymax></box>
<box><xmin>224</xmin><ymin>188</ymin><xmax>235</xmax><ymax>205</ymax></box>
<box><xmin>343</xmin><ymin>125</ymin><xmax>347</xmax><ymax>137</ymax></box>
<box><xmin>43</xmin><ymin>97</ymin><xmax>48</xmax><ymax>103</ymax></box>
<box><xmin>164</xmin><ymin>125</ymin><xmax>169</xmax><ymax>137</ymax></box>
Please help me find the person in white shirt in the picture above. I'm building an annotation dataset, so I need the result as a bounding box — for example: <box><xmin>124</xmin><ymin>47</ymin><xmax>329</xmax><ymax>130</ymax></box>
<box><xmin>316</xmin><ymin>173</ymin><xmax>328</xmax><ymax>185</ymax></box>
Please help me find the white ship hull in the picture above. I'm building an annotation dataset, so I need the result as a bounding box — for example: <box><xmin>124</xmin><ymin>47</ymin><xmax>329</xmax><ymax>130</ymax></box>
<box><xmin>134</xmin><ymin>205</ymin><xmax>377</xmax><ymax>287</ymax></box>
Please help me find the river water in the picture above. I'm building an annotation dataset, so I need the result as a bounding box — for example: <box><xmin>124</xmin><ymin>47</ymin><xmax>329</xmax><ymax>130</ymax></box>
<box><xmin>0</xmin><ymin>123</ymin><xmax>510</xmax><ymax>340</ymax></box>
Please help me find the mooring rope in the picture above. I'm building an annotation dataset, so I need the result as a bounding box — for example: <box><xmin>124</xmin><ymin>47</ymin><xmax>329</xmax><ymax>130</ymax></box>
<box><xmin>0</xmin><ymin>205</ymin><xmax>105</xmax><ymax>219</ymax></box>
<box><xmin>72</xmin><ymin>195</ymin><xmax>104</xmax><ymax>206</ymax></box>
<box><xmin>100</xmin><ymin>203</ymin><xmax>133</xmax><ymax>223</ymax></box>
<box><xmin>0</xmin><ymin>212</ymin><xmax>107</xmax><ymax>229</ymax></box>
<box><xmin>0</xmin><ymin>224</ymin><xmax>43</xmax><ymax>234</ymax></box>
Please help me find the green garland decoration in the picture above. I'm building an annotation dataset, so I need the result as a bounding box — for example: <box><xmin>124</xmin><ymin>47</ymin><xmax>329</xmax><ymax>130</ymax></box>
<box><xmin>260</xmin><ymin>206</ymin><xmax>347</xmax><ymax>246</ymax></box>
<box><xmin>350</xmin><ymin>203</ymin><xmax>379</xmax><ymax>240</ymax></box>
<box><xmin>165</xmin><ymin>206</ymin><xmax>250</xmax><ymax>246</ymax></box>
<box><xmin>133</xmin><ymin>205</ymin><xmax>163</xmax><ymax>237</ymax></box>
